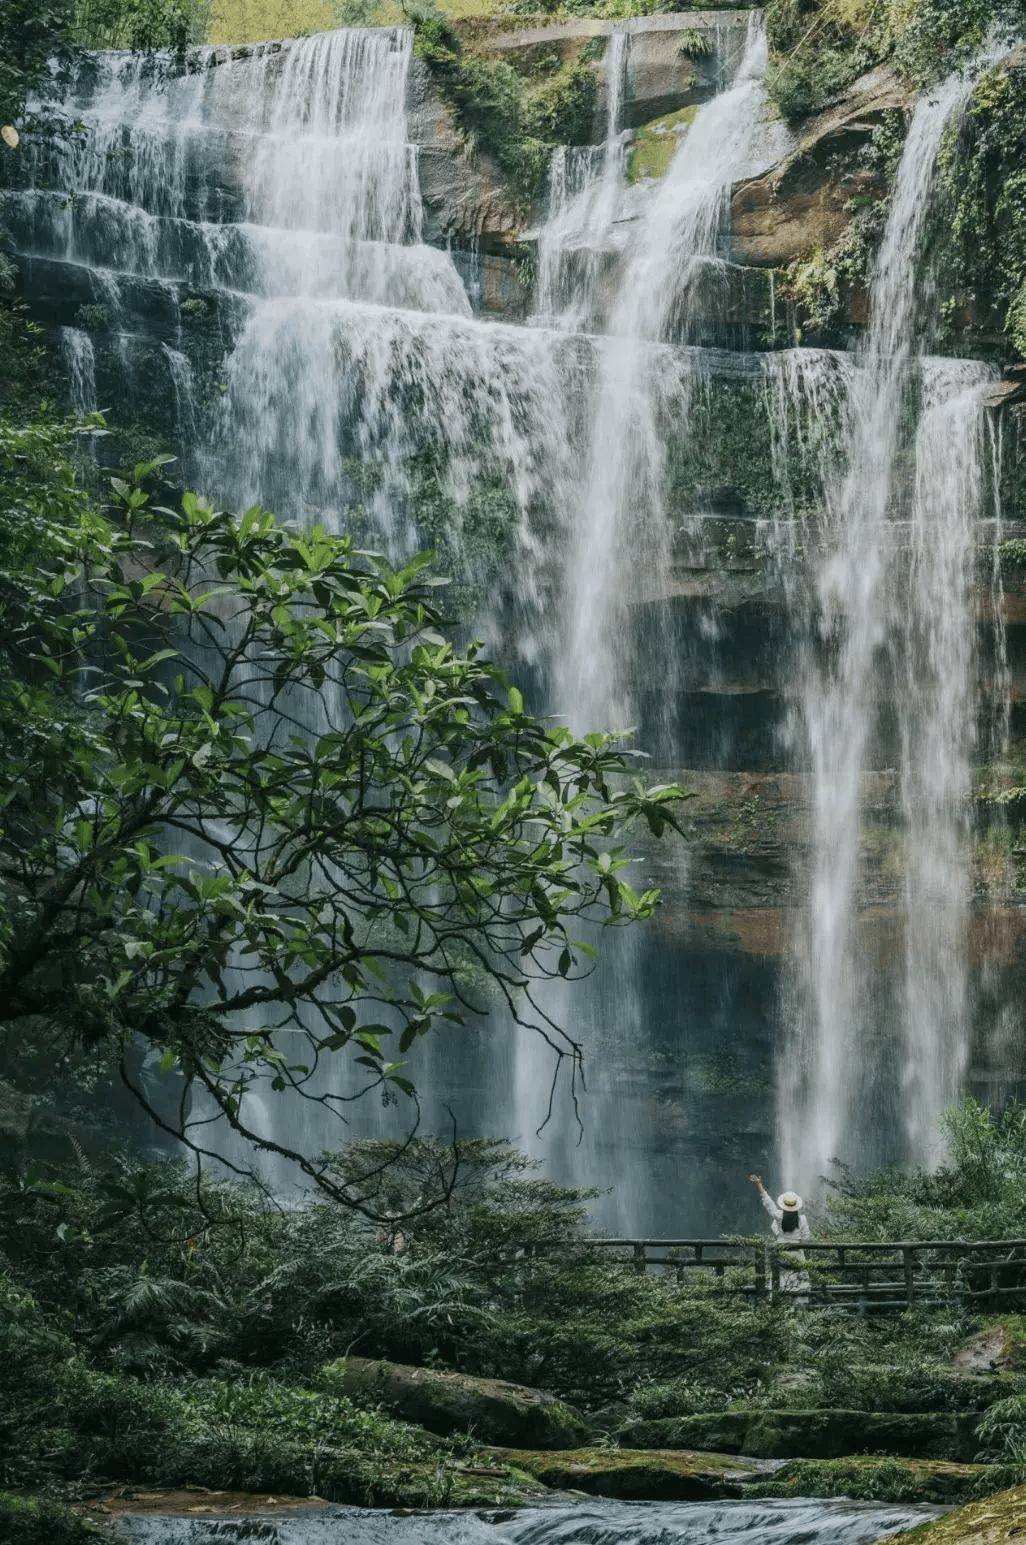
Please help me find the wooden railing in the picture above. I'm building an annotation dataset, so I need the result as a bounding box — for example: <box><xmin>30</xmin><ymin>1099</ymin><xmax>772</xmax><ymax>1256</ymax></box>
<box><xmin>585</xmin><ymin>1237</ymin><xmax>1026</xmax><ymax>1310</ymax></box>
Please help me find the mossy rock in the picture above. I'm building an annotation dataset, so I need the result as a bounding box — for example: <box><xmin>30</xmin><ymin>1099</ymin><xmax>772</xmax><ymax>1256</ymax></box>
<box><xmin>744</xmin><ymin>1457</ymin><xmax>1026</xmax><ymax>1507</ymax></box>
<box><xmin>493</xmin><ymin>1445</ymin><xmax>768</xmax><ymax>1501</ymax></box>
<box><xmin>321</xmin><ymin>1357</ymin><xmax>594</xmax><ymax>1450</ymax></box>
<box><xmin>627</xmin><ymin>106</ymin><xmax>698</xmax><ymax>183</ymax></box>
<box><xmin>618</xmin><ymin>1409</ymin><xmax>981</xmax><ymax>1462</ymax></box>
<box><xmin>880</xmin><ymin>1483</ymin><xmax>1026</xmax><ymax>1542</ymax></box>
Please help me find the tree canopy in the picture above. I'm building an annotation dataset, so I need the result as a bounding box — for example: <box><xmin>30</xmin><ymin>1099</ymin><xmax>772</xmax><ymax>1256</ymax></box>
<box><xmin>0</xmin><ymin>424</ymin><xmax>684</xmax><ymax>1211</ymax></box>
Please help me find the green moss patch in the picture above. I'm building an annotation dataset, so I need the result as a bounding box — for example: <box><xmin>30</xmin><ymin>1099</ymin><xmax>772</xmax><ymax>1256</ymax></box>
<box><xmin>322</xmin><ymin>1356</ymin><xmax>594</xmax><ymax>1450</ymax></box>
<box><xmin>627</xmin><ymin>107</ymin><xmax>697</xmax><ymax>183</ymax></box>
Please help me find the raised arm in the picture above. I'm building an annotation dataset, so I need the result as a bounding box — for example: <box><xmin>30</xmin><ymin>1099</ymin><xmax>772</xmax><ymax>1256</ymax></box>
<box><xmin>749</xmin><ymin>1173</ymin><xmax>782</xmax><ymax>1222</ymax></box>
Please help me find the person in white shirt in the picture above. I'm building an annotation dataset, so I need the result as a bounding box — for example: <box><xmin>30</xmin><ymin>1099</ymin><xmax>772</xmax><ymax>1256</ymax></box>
<box><xmin>749</xmin><ymin>1172</ymin><xmax>811</xmax><ymax>1300</ymax></box>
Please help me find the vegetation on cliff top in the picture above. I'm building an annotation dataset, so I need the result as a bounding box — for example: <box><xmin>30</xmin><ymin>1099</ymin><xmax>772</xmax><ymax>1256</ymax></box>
<box><xmin>765</xmin><ymin>0</ymin><xmax>1023</xmax><ymax>119</ymax></box>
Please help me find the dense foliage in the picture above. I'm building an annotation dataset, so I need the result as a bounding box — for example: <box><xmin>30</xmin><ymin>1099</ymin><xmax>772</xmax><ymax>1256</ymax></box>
<box><xmin>765</xmin><ymin>0</ymin><xmax>1024</xmax><ymax>118</ymax></box>
<box><xmin>819</xmin><ymin>1099</ymin><xmax>1026</xmax><ymax>1242</ymax></box>
<box><xmin>3</xmin><ymin>1117</ymin><xmax>1026</xmax><ymax>1512</ymax></box>
<box><xmin>936</xmin><ymin>59</ymin><xmax>1026</xmax><ymax>359</ymax></box>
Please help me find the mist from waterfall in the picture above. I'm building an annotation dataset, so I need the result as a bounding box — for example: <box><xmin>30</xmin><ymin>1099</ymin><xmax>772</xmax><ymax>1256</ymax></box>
<box><xmin>778</xmin><ymin>61</ymin><xmax>1003</xmax><ymax>1186</ymax></box>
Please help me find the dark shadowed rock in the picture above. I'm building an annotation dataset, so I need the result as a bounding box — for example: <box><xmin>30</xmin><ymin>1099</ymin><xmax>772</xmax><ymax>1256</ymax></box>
<box><xmin>619</xmin><ymin>1409</ymin><xmax>981</xmax><ymax>1462</ymax></box>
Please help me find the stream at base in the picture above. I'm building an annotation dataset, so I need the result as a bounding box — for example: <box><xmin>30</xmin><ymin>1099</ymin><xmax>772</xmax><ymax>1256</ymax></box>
<box><xmin>115</xmin><ymin>1498</ymin><xmax>942</xmax><ymax>1545</ymax></box>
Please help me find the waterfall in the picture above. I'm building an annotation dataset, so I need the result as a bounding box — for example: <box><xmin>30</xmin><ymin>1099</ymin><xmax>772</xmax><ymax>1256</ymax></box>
<box><xmin>560</xmin><ymin>14</ymin><xmax>782</xmax><ymax>737</ymax></box>
<box><xmin>779</xmin><ymin>60</ymin><xmax>1003</xmax><ymax>1184</ymax></box>
<box><xmin>534</xmin><ymin>26</ymin><xmax>629</xmax><ymax>332</ymax></box>
<box><xmin>505</xmin><ymin>15</ymin><xmax>793</xmax><ymax>1229</ymax></box>
<box><xmin>58</xmin><ymin>324</ymin><xmax>97</xmax><ymax>414</ymax></box>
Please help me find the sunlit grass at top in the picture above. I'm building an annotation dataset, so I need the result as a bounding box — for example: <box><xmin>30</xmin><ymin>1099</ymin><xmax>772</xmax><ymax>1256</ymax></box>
<box><xmin>208</xmin><ymin>0</ymin><xmax>506</xmax><ymax>43</ymax></box>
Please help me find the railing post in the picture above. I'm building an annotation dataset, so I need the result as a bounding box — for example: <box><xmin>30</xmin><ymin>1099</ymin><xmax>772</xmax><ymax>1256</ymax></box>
<box><xmin>755</xmin><ymin>1242</ymin><xmax>768</xmax><ymax>1302</ymax></box>
<box><xmin>770</xmin><ymin>1248</ymin><xmax>781</xmax><ymax>1303</ymax></box>
<box><xmin>903</xmin><ymin>1246</ymin><xmax>915</xmax><ymax>1309</ymax></box>
<box><xmin>632</xmin><ymin>1242</ymin><xmax>646</xmax><ymax>1276</ymax></box>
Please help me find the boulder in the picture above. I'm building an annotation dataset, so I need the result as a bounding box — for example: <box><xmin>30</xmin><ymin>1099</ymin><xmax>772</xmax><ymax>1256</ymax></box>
<box><xmin>322</xmin><ymin>1358</ymin><xmax>594</xmax><ymax>1450</ymax></box>
<box><xmin>730</xmin><ymin>66</ymin><xmax>912</xmax><ymax>268</ymax></box>
<box><xmin>494</xmin><ymin>1445</ymin><xmax>777</xmax><ymax>1501</ymax></box>
<box><xmin>618</xmin><ymin>1409</ymin><xmax>981</xmax><ymax>1462</ymax></box>
<box><xmin>880</xmin><ymin>1482</ymin><xmax>1026</xmax><ymax>1543</ymax></box>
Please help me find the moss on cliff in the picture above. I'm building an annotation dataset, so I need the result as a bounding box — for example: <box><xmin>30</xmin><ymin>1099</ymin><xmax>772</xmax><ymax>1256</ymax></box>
<box><xmin>935</xmin><ymin>59</ymin><xmax>1026</xmax><ymax>361</ymax></box>
<box><xmin>494</xmin><ymin>1445</ymin><xmax>752</xmax><ymax>1500</ymax></box>
<box><xmin>747</xmin><ymin>1457</ymin><xmax>1026</xmax><ymax>1506</ymax></box>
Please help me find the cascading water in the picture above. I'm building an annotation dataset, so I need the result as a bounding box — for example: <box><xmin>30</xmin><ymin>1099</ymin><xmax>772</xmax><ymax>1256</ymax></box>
<box><xmin>112</xmin><ymin>1497</ymin><xmax>943</xmax><ymax>1545</ymax></box>
<box><xmin>58</xmin><ymin>325</ymin><xmax>98</xmax><ymax>414</ymax></box>
<box><xmin>504</xmin><ymin>13</ymin><xmax>799</xmax><ymax>1229</ymax></box>
<box><xmin>901</xmin><ymin>359</ymin><xmax>997</xmax><ymax>1155</ymax></box>
<box><xmin>561</xmin><ymin>13</ymin><xmax>784</xmax><ymax>737</ymax></box>
<box><xmin>778</xmin><ymin>59</ymin><xmax>1005</xmax><ymax>1184</ymax></box>
<box><xmin>534</xmin><ymin>27</ymin><xmax>628</xmax><ymax>332</ymax></box>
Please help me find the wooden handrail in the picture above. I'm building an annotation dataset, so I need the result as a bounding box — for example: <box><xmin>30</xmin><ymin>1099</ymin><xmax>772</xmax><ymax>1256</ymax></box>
<box><xmin>573</xmin><ymin>1235</ymin><xmax>1026</xmax><ymax>1310</ymax></box>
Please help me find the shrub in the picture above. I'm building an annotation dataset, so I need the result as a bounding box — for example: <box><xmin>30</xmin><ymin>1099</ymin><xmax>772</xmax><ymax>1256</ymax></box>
<box><xmin>0</xmin><ymin>1494</ymin><xmax>103</xmax><ymax>1545</ymax></box>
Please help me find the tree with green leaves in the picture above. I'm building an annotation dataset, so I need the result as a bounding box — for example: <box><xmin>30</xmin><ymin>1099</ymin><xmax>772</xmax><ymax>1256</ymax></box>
<box><xmin>1</xmin><ymin>0</ymin><xmax>209</xmax><ymax>134</ymax></box>
<box><xmin>0</xmin><ymin>425</ymin><xmax>685</xmax><ymax>1214</ymax></box>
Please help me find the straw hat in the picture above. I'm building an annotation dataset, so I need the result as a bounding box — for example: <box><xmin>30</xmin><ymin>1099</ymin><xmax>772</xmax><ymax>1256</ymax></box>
<box><xmin>778</xmin><ymin>1192</ymin><xmax>803</xmax><ymax>1212</ymax></box>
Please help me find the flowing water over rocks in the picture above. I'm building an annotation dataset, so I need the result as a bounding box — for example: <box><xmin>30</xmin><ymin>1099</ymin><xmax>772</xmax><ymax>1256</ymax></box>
<box><xmin>7</xmin><ymin>14</ymin><xmax>1024</xmax><ymax>1225</ymax></box>
<box><xmin>113</xmin><ymin>1498</ymin><xmax>941</xmax><ymax>1545</ymax></box>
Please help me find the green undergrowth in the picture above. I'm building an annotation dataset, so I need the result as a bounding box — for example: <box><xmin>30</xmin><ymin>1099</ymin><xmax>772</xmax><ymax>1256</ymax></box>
<box><xmin>6</xmin><ymin>1117</ymin><xmax>1026</xmax><ymax>1505</ymax></box>
<box><xmin>0</xmin><ymin>1277</ymin><xmax>523</xmax><ymax>1506</ymax></box>
<box><xmin>747</xmin><ymin>1457</ymin><xmax>1026</xmax><ymax>1505</ymax></box>
<box><xmin>0</xmin><ymin>1493</ymin><xmax>106</xmax><ymax>1545</ymax></box>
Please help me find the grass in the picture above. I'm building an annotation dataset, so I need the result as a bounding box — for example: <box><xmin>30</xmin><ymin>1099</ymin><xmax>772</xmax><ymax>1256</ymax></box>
<box><xmin>207</xmin><ymin>0</ymin><xmax>508</xmax><ymax>43</ymax></box>
<box><xmin>208</xmin><ymin>0</ymin><xmax>334</xmax><ymax>42</ymax></box>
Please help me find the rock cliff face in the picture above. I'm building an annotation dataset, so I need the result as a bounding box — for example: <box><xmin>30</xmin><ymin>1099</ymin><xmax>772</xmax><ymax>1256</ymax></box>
<box><xmin>3</xmin><ymin>14</ymin><xmax>1025</xmax><ymax>1229</ymax></box>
